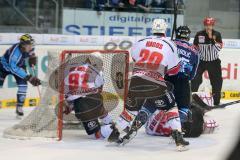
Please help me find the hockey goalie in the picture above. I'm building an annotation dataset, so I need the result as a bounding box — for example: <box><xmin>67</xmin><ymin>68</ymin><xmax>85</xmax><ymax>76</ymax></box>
<box><xmin>62</xmin><ymin>52</ymin><xmax>119</xmax><ymax>139</ymax></box>
<box><xmin>145</xmin><ymin>94</ymin><xmax>219</xmax><ymax>138</ymax></box>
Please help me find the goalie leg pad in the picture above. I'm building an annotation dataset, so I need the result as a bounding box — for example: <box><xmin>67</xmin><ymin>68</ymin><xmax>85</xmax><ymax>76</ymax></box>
<box><xmin>82</xmin><ymin>119</ymin><xmax>101</xmax><ymax>135</ymax></box>
<box><xmin>146</xmin><ymin>107</ymin><xmax>182</xmax><ymax>136</ymax></box>
<box><xmin>73</xmin><ymin>93</ymin><xmax>105</xmax><ymax>122</ymax></box>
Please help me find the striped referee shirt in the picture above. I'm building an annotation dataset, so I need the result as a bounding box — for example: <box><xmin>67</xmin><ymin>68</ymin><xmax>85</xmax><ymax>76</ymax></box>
<box><xmin>193</xmin><ymin>30</ymin><xmax>223</xmax><ymax>61</ymax></box>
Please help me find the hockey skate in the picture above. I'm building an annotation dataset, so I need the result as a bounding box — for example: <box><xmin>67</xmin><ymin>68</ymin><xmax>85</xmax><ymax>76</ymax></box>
<box><xmin>116</xmin><ymin>129</ymin><xmax>137</xmax><ymax>146</ymax></box>
<box><xmin>107</xmin><ymin>123</ymin><xmax>120</xmax><ymax>143</ymax></box>
<box><xmin>114</xmin><ymin>118</ymin><xmax>142</xmax><ymax>146</ymax></box>
<box><xmin>171</xmin><ymin>130</ymin><xmax>189</xmax><ymax>151</ymax></box>
<box><xmin>16</xmin><ymin>106</ymin><xmax>24</xmax><ymax>118</ymax></box>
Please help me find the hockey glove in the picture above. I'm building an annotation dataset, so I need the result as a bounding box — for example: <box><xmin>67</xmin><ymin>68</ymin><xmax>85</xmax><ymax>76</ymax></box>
<box><xmin>28</xmin><ymin>55</ymin><xmax>37</xmax><ymax>67</ymax></box>
<box><xmin>63</xmin><ymin>100</ymin><xmax>74</xmax><ymax>115</ymax></box>
<box><xmin>25</xmin><ymin>75</ymin><xmax>41</xmax><ymax>86</ymax></box>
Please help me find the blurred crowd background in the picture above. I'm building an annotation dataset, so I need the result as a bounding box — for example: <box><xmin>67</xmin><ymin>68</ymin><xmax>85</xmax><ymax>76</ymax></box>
<box><xmin>0</xmin><ymin>0</ymin><xmax>239</xmax><ymax>38</ymax></box>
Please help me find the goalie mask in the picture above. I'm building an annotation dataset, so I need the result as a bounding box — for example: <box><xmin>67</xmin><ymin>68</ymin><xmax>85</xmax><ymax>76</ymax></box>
<box><xmin>85</xmin><ymin>52</ymin><xmax>104</xmax><ymax>71</ymax></box>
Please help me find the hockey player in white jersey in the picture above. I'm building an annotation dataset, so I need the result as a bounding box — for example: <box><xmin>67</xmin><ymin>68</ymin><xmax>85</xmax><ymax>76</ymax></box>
<box><xmin>109</xmin><ymin>19</ymin><xmax>189</xmax><ymax>150</ymax></box>
<box><xmin>63</xmin><ymin>52</ymin><xmax>119</xmax><ymax>140</ymax></box>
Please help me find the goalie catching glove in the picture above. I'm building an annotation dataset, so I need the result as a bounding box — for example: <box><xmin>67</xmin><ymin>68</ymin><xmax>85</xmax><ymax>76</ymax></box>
<box><xmin>25</xmin><ymin>75</ymin><xmax>41</xmax><ymax>86</ymax></box>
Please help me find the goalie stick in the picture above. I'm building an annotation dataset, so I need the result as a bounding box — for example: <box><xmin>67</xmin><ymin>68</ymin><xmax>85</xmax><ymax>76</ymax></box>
<box><xmin>192</xmin><ymin>93</ymin><xmax>240</xmax><ymax>111</ymax></box>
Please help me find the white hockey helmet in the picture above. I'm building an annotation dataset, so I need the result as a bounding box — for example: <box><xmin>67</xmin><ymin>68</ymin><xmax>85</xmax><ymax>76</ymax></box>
<box><xmin>90</xmin><ymin>52</ymin><xmax>103</xmax><ymax>60</ymax></box>
<box><xmin>88</xmin><ymin>51</ymin><xmax>103</xmax><ymax>69</ymax></box>
<box><xmin>152</xmin><ymin>19</ymin><xmax>168</xmax><ymax>34</ymax></box>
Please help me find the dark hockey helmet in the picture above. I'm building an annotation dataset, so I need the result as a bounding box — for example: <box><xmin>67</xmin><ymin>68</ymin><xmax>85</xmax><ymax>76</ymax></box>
<box><xmin>20</xmin><ymin>34</ymin><xmax>35</xmax><ymax>45</ymax></box>
<box><xmin>176</xmin><ymin>26</ymin><xmax>191</xmax><ymax>41</ymax></box>
<box><xmin>182</xmin><ymin>105</ymin><xmax>204</xmax><ymax>137</ymax></box>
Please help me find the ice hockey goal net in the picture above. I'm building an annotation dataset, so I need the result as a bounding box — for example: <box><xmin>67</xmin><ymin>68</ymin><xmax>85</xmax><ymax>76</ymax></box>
<box><xmin>3</xmin><ymin>50</ymin><xmax>129</xmax><ymax>140</ymax></box>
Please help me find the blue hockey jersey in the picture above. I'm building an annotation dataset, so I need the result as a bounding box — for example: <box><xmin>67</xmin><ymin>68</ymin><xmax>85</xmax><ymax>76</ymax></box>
<box><xmin>174</xmin><ymin>39</ymin><xmax>199</xmax><ymax>80</ymax></box>
<box><xmin>0</xmin><ymin>43</ymin><xmax>33</xmax><ymax>79</ymax></box>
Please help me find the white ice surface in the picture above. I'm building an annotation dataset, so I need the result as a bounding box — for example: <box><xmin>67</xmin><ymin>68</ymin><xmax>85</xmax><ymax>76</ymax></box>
<box><xmin>0</xmin><ymin>100</ymin><xmax>239</xmax><ymax>160</ymax></box>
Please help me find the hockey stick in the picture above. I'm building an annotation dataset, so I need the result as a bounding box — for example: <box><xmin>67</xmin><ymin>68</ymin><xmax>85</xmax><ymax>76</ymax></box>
<box><xmin>30</xmin><ymin>65</ymin><xmax>41</xmax><ymax>98</ymax></box>
<box><xmin>171</xmin><ymin>0</ymin><xmax>178</xmax><ymax>40</ymax></box>
<box><xmin>192</xmin><ymin>94</ymin><xmax>240</xmax><ymax>111</ymax></box>
<box><xmin>212</xmin><ymin>100</ymin><xmax>240</xmax><ymax>109</ymax></box>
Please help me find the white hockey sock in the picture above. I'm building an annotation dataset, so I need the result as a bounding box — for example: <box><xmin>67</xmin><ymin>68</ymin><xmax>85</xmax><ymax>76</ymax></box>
<box><xmin>168</xmin><ymin>117</ymin><xmax>182</xmax><ymax>132</ymax></box>
<box><xmin>167</xmin><ymin>107</ymin><xmax>182</xmax><ymax>132</ymax></box>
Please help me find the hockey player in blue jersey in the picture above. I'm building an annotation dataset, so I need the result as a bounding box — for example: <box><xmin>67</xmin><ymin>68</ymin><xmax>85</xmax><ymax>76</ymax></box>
<box><xmin>0</xmin><ymin>34</ymin><xmax>41</xmax><ymax>116</ymax></box>
<box><xmin>165</xmin><ymin>26</ymin><xmax>199</xmax><ymax>124</ymax></box>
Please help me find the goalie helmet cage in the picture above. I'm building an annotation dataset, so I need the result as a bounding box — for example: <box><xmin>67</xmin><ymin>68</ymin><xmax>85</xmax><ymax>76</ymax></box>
<box><xmin>3</xmin><ymin>50</ymin><xmax>129</xmax><ymax>141</ymax></box>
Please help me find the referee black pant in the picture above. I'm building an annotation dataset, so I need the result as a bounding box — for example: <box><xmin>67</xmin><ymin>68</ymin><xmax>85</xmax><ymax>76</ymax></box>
<box><xmin>191</xmin><ymin>58</ymin><xmax>223</xmax><ymax>105</ymax></box>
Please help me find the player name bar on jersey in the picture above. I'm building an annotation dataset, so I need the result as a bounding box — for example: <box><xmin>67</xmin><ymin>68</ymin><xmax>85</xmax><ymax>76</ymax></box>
<box><xmin>146</xmin><ymin>41</ymin><xmax>163</xmax><ymax>50</ymax></box>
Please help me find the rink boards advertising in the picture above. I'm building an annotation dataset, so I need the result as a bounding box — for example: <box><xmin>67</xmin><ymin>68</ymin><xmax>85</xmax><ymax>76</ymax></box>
<box><xmin>62</xmin><ymin>10</ymin><xmax>184</xmax><ymax>37</ymax></box>
<box><xmin>0</xmin><ymin>34</ymin><xmax>240</xmax><ymax>108</ymax></box>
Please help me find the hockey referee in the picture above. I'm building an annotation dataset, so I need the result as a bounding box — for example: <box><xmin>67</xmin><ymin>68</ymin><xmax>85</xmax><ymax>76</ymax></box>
<box><xmin>191</xmin><ymin>17</ymin><xmax>223</xmax><ymax>105</ymax></box>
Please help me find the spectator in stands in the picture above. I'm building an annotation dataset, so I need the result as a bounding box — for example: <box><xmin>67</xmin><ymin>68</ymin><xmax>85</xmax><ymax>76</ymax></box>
<box><xmin>137</xmin><ymin>0</ymin><xmax>165</xmax><ymax>12</ymax></box>
<box><xmin>137</xmin><ymin>0</ymin><xmax>151</xmax><ymax>12</ymax></box>
<box><xmin>95</xmin><ymin>0</ymin><xmax>108</xmax><ymax>12</ymax></box>
<box><xmin>83</xmin><ymin>0</ymin><xmax>92</xmax><ymax>8</ymax></box>
<box><xmin>128</xmin><ymin>0</ymin><xmax>137</xmax><ymax>6</ymax></box>
<box><xmin>111</xmin><ymin>0</ymin><xmax>125</xmax><ymax>7</ymax></box>
<box><xmin>96</xmin><ymin>0</ymin><xmax>135</xmax><ymax>12</ymax></box>
<box><xmin>163</xmin><ymin>0</ymin><xmax>185</xmax><ymax>12</ymax></box>
<box><xmin>110</xmin><ymin>0</ymin><xmax>135</xmax><ymax>8</ymax></box>
<box><xmin>95</xmin><ymin>0</ymin><xmax>180</xmax><ymax>13</ymax></box>
<box><xmin>151</xmin><ymin>0</ymin><xmax>165</xmax><ymax>7</ymax></box>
